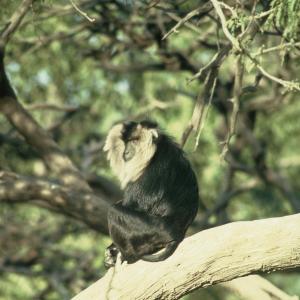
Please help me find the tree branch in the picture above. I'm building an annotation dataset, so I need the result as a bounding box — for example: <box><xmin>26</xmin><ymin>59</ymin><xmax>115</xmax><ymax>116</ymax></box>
<box><xmin>221</xmin><ymin>54</ymin><xmax>244</xmax><ymax>159</ymax></box>
<box><xmin>221</xmin><ymin>275</ymin><xmax>298</xmax><ymax>300</ymax></box>
<box><xmin>72</xmin><ymin>213</ymin><xmax>300</xmax><ymax>300</ymax></box>
<box><xmin>0</xmin><ymin>0</ymin><xmax>33</xmax><ymax>48</ymax></box>
<box><xmin>210</xmin><ymin>0</ymin><xmax>241</xmax><ymax>51</ymax></box>
<box><xmin>0</xmin><ymin>56</ymin><xmax>90</xmax><ymax>190</ymax></box>
<box><xmin>162</xmin><ymin>2</ymin><xmax>213</xmax><ymax>40</ymax></box>
<box><xmin>181</xmin><ymin>67</ymin><xmax>218</xmax><ymax>148</ymax></box>
<box><xmin>0</xmin><ymin>1</ymin><xmax>90</xmax><ymax>190</ymax></box>
<box><xmin>69</xmin><ymin>0</ymin><xmax>95</xmax><ymax>22</ymax></box>
<box><xmin>0</xmin><ymin>171</ymin><xmax>117</xmax><ymax>233</ymax></box>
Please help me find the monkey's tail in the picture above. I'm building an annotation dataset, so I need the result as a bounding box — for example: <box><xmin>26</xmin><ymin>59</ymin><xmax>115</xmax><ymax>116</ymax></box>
<box><xmin>141</xmin><ymin>240</ymin><xmax>178</xmax><ymax>262</ymax></box>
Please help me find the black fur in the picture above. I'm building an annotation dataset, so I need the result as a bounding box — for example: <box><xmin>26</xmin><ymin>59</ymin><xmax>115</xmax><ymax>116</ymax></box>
<box><xmin>121</xmin><ymin>121</ymin><xmax>138</xmax><ymax>141</ymax></box>
<box><xmin>105</xmin><ymin>122</ymin><xmax>199</xmax><ymax>266</ymax></box>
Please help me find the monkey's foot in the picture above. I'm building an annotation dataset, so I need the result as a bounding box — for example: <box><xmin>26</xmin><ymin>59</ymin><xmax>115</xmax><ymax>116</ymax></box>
<box><xmin>104</xmin><ymin>244</ymin><xmax>119</xmax><ymax>269</ymax></box>
<box><xmin>115</xmin><ymin>251</ymin><xmax>125</xmax><ymax>270</ymax></box>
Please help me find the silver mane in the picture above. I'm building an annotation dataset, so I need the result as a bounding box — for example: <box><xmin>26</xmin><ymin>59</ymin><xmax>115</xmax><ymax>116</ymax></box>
<box><xmin>103</xmin><ymin>123</ymin><xmax>158</xmax><ymax>188</ymax></box>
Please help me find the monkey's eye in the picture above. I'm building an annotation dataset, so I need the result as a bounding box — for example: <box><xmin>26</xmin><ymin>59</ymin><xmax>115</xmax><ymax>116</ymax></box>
<box><xmin>128</xmin><ymin>136</ymin><xmax>140</xmax><ymax>143</ymax></box>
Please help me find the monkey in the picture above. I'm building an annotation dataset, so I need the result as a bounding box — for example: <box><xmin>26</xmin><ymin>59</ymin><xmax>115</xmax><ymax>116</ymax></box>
<box><xmin>103</xmin><ymin>120</ymin><xmax>199</xmax><ymax>267</ymax></box>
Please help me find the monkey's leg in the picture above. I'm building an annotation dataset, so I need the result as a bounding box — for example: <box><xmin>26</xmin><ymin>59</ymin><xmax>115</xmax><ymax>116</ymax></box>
<box><xmin>108</xmin><ymin>205</ymin><xmax>176</xmax><ymax>263</ymax></box>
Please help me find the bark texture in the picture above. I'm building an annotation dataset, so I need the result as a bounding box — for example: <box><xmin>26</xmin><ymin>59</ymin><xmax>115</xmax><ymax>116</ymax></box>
<box><xmin>72</xmin><ymin>214</ymin><xmax>300</xmax><ymax>300</ymax></box>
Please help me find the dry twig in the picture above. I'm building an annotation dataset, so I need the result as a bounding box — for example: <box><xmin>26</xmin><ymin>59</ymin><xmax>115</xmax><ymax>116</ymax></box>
<box><xmin>69</xmin><ymin>0</ymin><xmax>95</xmax><ymax>22</ymax></box>
<box><xmin>0</xmin><ymin>0</ymin><xmax>33</xmax><ymax>47</ymax></box>
<box><xmin>220</xmin><ymin>54</ymin><xmax>244</xmax><ymax>160</ymax></box>
<box><xmin>210</xmin><ymin>0</ymin><xmax>241</xmax><ymax>51</ymax></box>
<box><xmin>181</xmin><ymin>67</ymin><xmax>218</xmax><ymax>148</ymax></box>
<box><xmin>162</xmin><ymin>2</ymin><xmax>213</xmax><ymax>40</ymax></box>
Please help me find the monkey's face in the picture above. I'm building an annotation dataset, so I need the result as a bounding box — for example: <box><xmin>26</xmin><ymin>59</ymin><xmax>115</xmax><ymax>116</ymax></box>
<box><xmin>104</xmin><ymin>121</ymin><xmax>158</xmax><ymax>188</ymax></box>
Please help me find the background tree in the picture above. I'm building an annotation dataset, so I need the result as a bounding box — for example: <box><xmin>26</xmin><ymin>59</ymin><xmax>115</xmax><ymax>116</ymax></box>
<box><xmin>0</xmin><ymin>0</ymin><xmax>299</xmax><ymax>299</ymax></box>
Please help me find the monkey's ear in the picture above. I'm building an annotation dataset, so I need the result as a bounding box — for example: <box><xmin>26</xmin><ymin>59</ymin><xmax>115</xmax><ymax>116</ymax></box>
<box><xmin>150</xmin><ymin>129</ymin><xmax>159</xmax><ymax>143</ymax></box>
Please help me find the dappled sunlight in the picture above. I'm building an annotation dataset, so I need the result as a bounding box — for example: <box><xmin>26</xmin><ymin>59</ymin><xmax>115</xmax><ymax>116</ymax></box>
<box><xmin>0</xmin><ymin>0</ymin><xmax>300</xmax><ymax>299</ymax></box>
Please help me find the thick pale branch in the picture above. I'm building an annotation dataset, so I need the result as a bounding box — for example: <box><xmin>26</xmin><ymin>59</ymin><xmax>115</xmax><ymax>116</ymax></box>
<box><xmin>72</xmin><ymin>213</ymin><xmax>300</xmax><ymax>300</ymax></box>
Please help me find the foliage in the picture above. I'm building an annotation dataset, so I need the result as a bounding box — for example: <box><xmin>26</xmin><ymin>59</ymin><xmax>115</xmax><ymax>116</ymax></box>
<box><xmin>0</xmin><ymin>0</ymin><xmax>299</xmax><ymax>299</ymax></box>
<box><xmin>267</xmin><ymin>0</ymin><xmax>300</xmax><ymax>40</ymax></box>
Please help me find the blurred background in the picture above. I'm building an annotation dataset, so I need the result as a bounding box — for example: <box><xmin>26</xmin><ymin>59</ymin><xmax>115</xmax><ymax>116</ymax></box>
<box><xmin>0</xmin><ymin>0</ymin><xmax>299</xmax><ymax>299</ymax></box>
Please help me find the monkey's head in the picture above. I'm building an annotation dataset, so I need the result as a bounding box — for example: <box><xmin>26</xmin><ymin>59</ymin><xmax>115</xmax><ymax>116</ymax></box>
<box><xmin>104</xmin><ymin>120</ymin><xmax>159</xmax><ymax>188</ymax></box>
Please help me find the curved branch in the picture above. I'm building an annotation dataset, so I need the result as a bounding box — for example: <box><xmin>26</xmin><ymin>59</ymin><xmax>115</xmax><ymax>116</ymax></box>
<box><xmin>0</xmin><ymin>1</ymin><xmax>90</xmax><ymax>190</ymax></box>
<box><xmin>0</xmin><ymin>171</ymin><xmax>118</xmax><ymax>233</ymax></box>
<box><xmin>0</xmin><ymin>54</ymin><xmax>90</xmax><ymax>190</ymax></box>
<box><xmin>72</xmin><ymin>213</ymin><xmax>300</xmax><ymax>300</ymax></box>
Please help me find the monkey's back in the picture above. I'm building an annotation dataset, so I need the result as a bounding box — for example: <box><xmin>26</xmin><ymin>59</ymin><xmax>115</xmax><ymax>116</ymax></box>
<box><xmin>123</xmin><ymin>134</ymin><xmax>199</xmax><ymax>234</ymax></box>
